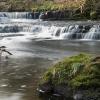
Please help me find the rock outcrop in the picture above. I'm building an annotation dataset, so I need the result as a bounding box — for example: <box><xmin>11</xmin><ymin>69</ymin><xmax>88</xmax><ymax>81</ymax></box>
<box><xmin>37</xmin><ymin>54</ymin><xmax>100</xmax><ymax>100</ymax></box>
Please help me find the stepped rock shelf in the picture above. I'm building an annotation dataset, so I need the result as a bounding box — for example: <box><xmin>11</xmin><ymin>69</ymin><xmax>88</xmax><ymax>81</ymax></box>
<box><xmin>37</xmin><ymin>54</ymin><xmax>100</xmax><ymax>100</ymax></box>
<box><xmin>0</xmin><ymin>12</ymin><xmax>100</xmax><ymax>40</ymax></box>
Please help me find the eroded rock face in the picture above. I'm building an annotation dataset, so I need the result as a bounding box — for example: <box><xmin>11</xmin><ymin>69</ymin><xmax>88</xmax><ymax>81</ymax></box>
<box><xmin>39</xmin><ymin>10</ymin><xmax>74</xmax><ymax>20</ymax></box>
<box><xmin>45</xmin><ymin>11</ymin><xmax>53</xmax><ymax>19</ymax></box>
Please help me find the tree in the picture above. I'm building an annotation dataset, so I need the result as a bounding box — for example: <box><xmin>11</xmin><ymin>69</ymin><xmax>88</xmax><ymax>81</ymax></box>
<box><xmin>83</xmin><ymin>0</ymin><xmax>96</xmax><ymax>18</ymax></box>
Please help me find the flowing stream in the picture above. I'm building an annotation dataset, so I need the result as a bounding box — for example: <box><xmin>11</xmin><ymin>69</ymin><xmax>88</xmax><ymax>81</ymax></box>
<box><xmin>0</xmin><ymin>12</ymin><xmax>100</xmax><ymax>100</ymax></box>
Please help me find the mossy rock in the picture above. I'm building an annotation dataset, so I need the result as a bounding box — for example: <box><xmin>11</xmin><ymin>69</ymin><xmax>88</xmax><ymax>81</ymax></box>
<box><xmin>41</xmin><ymin>53</ymin><xmax>100</xmax><ymax>89</ymax></box>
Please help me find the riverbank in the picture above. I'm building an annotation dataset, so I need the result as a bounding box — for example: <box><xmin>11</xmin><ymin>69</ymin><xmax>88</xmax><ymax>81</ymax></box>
<box><xmin>38</xmin><ymin>54</ymin><xmax>100</xmax><ymax>100</ymax></box>
<box><xmin>0</xmin><ymin>0</ymin><xmax>100</xmax><ymax>20</ymax></box>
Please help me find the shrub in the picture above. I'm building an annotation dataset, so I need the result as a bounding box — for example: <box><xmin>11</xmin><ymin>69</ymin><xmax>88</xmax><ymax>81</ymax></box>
<box><xmin>90</xmin><ymin>11</ymin><xmax>97</xmax><ymax>20</ymax></box>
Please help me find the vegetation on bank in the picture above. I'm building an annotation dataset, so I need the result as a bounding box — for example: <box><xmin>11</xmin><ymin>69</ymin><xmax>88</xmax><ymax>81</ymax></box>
<box><xmin>0</xmin><ymin>0</ymin><xmax>100</xmax><ymax>19</ymax></box>
<box><xmin>41</xmin><ymin>53</ymin><xmax>100</xmax><ymax>88</ymax></box>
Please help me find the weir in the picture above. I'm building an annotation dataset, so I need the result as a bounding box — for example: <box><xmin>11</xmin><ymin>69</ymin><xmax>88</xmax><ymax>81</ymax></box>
<box><xmin>0</xmin><ymin>12</ymin><xmax>40</xmax><ymax>19</ymax></box>
<box><xmin>0</xmin><ymin>12</ymin><xmax>100</xmax><ymax>40</ymax></box>
<box><xmin>6</xmin><ymin>12</ymin><xmax>33</xmax><ymax>19</ymax></box>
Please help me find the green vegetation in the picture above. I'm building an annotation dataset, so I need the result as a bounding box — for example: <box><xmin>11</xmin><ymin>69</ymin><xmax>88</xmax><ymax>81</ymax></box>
<box><xmin>90</xmin><ymin>11</ymin><xmax>97</xmax><ymax>20</ymax></box>
<box><xmin>32</xmin><ymin>0</ymin><xmax>85</xmax><ymax>11</ymax></box>
<box><xmin>0</xmin><ymin>0</ymin><xmax>83</xmax><ymax>11</ymax></box>
<box><xmin>41</xmin><ymin>54</ymin><xmax>100</xmax><ymax>88</ymax></box>
<box><xmin>0</xmin><ymin>0</ymin><xmax>100</xmax><ymax>19</ymax></box>
<box><xmin>0</xmin><ymin>0</ymin><xmax>34</xmax><ymax>11</ymax></box>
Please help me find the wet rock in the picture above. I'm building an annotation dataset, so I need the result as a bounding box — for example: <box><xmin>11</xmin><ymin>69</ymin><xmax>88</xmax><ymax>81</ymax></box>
<box><xmin>77</xmin><ymin>25</ymin><xmax>83</xmax><ymax>33</ymax></box>
<box><xmin>55</xmin><ymin>29</ymin><xmax>61</xmax><ymax>36</ymax></box>
<box><xmin>39</xmin><ymin>12</ymin><xmax>46</xmax><ymax>19</ymax></box>
<box><xmin>52</xmin><ymin>11</ymin><xmax>60</xmax><ymax>19</ymax></box>
<box><xmin>53</xmin><ymin>84</ymin><xmax>72</xmax><ymax>98</ymax></box>
<box><xmin>38</xmin><ymin>83</ymin><xmax>73</xmax><ymax>99</ymax></box>
<box><xmin>39</xmin><ymin>10</ymin><xmax>75</xmax><ymax>20</ymax></box>
<box><xmin>34</xmin><ymin>12</ymin><xmax>40</xmax><ymax>19</ymax></box>
<box><xmin>38</xmin><ymin>83</ymin><xmax>100</xmax><ymax>100</ymax></box>
<box><xmin>3</xmin><ymin>26</ymin><xmax>19</xmax><ymax>33</ymax></box>
<box><xmin>45</xmin><ymin>11</ymin><xmax>53</xmax><ymax>19</ymax></box>
<box><xmin>83</xmin><ymin>25</ymin><xmax>92</xmax><ymax>33</ymax></box>
<box><xmin>37</xmin><ymin>82</ymin><xmax>53</xmax><ymax>94</ymax></box>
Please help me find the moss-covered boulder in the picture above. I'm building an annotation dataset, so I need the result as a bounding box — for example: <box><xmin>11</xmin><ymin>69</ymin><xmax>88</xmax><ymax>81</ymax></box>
<box><xmin>38</xmin><ymin>53</ymin><xmax>100</xmax><ymax>100</ymax></box>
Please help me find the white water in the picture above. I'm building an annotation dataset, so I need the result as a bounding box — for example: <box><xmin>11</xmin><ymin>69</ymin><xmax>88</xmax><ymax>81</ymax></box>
<box><xmin>0</xmin><ymin>12</ymin><xmax>100</xmax><ymax>40</ymax></box>
<box><xmin>84</xmin><ymin>25</ymin><xmax>100</xmax><ymax>39</ymax></box>
<box><xmin>5</xmin><ymin>12</ymin><xmax>33</xmax><ymax>19</ymax></box>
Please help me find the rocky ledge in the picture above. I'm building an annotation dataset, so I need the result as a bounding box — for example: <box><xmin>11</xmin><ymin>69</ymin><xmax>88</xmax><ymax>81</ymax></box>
<box><xmin>37</xmin><ymin>54</ymin><xmax>100</xmax><ymax>100</ymax></box>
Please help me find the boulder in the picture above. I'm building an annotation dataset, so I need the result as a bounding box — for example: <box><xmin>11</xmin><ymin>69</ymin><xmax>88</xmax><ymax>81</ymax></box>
<box><xmin>38</xmin><ymin>54</ymin><xmax>100</xmax><ymax>100</ymax></box>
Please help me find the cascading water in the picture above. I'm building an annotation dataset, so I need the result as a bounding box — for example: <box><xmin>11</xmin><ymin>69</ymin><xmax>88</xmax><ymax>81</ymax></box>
<box><xmin>33</xmin><ymin>24</ymin><xmax>92</xmax><ymax>40</ymax></box>
<box><xmin>0</xmin><ymin>12</ymin><xmax>100</xmax><ymax>40</ymax></box>
<box><xmin>1</xmin><ymin>12</ymin><xmax>41</xmax><ymax>20</ymax></box>
<box><xmin>6</xmin><ymin>12</ymin><xmax>33</xmax><ymax>19</ymax></box>
<box><xmin>84</xmin><ymin>25</ymin><xmax>100</xmax><ymax>39</ymax></box>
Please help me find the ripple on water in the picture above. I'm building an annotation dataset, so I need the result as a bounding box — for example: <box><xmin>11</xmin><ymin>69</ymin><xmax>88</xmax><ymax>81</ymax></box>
<box><xmin>0</xmin><ymin>84</ymin><xmax>8</xmax><ymax>87</ymax></box>
<box><xmin>20</xmin><ymin>85</ymin><xmax>27</xmax><ymax>88</ymax></box>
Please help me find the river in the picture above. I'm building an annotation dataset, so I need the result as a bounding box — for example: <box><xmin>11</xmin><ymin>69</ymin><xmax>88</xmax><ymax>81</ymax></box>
<box><xmin>0</xmin><ymin>12</ymin><xmax>100</xmax><ymax>100</ymax></box>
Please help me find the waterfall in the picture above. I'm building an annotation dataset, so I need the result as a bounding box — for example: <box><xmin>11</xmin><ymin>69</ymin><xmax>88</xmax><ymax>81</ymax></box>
<box><xmin>5</xmin><ymin>12</ymin><xmax>40</xmax><ymax>19</ymax></box>
<box><xmin>0</xmin><ymin>12</ymin><xmax>100</xmax><ymax>40</ymax></box>
<box><xmin>28</xmin><ymin>25</ymin><xmax>89</xmax><ymax>40</ymax></box>
<box><xmin>3</xmin><ymin>12</ymin><xmax>33</xmax><ymax>19</ymax></box>
<box><xmin>84</xmin><ymin>25</ymin><xmax>100</xmax><ymax>39</ymax></box>
<box><xmin>0</xmin><ymin>12</ymin><xmax>10</xmax><ymax>23</ymax></box>
<box><xmin>48</xmin><ymin>25</ymin><xmax>87</xmax><ymax>39</ymax></box>
<box><xmin>0</xmin><ymin>23</ymin><xmax>97</xmax><ymax>40</ymax></box>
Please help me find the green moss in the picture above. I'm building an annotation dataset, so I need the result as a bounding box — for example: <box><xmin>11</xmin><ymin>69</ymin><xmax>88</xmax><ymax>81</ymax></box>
<box><xmin>43</xmin><ymin>71</ymin><xmax>52</xmax><ymax>82</ymax></box>
<box><xmin>41</xmin><ymin>53</ymin><xmax>100</xmax><ymax>88</ymax></box>
<box><xmin>70</xmin><ymin>74</ymin><xmax>100</xmax><ymax>88</ymax></box>
<box><xmin>90</xmin><ymin>11</ymin><xmax>98</xmax><ymax>20</ymax></box>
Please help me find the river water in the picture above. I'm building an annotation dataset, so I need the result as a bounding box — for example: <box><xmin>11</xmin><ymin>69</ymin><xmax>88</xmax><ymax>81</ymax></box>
<box><xmin>0</xmin><ymin>13</ymin><xmax>100</xmax><ymax>100</ymax></box>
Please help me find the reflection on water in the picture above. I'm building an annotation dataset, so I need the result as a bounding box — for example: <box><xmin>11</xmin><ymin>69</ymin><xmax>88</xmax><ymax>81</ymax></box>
<box><xmin>0</xmin><ymin>40</ymin><xmax>100</xmax><ymax>100</ymax></box>
<box><xmin>0</xmin><ymin>57</ymin><xmax>53</xmax><ymax>100</ymax></box>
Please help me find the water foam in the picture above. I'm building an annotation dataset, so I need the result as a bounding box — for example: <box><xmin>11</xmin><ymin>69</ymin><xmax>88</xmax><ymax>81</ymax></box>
<box><xmin>0</xmin><ymin>12</ymin><xmax>100</xmax><ymax>40</ymax></box>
